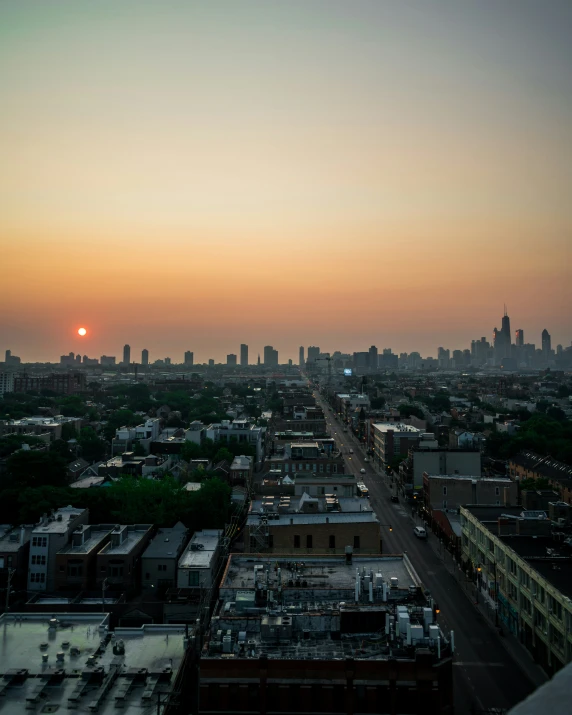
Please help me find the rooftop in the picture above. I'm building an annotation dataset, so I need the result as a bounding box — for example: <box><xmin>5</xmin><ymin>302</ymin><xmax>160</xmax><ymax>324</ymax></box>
<box><xmin>143</xmin><ymin>523</ymin><xmax>188</xmax><ymax>560</ymax></box>
<box><xmin>373</xmin><ymin>422</ymin><xmax>422</xmax><ymax>434</ymax></box>
<box><xmin>99</xmin><ymin>526</ymin><xmax>151</xmax><ymax>556</ymax></box>
<box><xmin>500</xmin><ymin>535</ymin><xmax>572</xmax><ymax>600</ymax></box>
<box><xmin>178</xmin><ymin>530</ymin><xmax>221</xmax><ymax>570</ymax></box>
<box><xmin>32</xmin><ymin>507</ymin><xmax>87</xmax><ymax>535</ymax></box>
<box><xmin>463</xmin><ymin>505</ymin><xmax>526</xmax><ymax>522</ymax></box>
<box><xmin>0</xmin><ymin>612</ymin><xmax>187</xmax><ymax>715</ymax></box>
<box><xmin>58</xmin><ymin>527</ymin><xmax>113</xmax><ymax>555</ymax></box>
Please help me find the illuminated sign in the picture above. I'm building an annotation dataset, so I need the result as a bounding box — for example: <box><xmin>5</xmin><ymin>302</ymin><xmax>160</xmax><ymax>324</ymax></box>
<box><xmin>344</xmin><ymin>368</ymin><xmax>353</xmax><ymax>376</ymax></box>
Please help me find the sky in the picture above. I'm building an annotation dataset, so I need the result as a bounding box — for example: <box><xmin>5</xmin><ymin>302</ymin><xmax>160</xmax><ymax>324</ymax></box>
<box><xmin>1</xmin><ymin>0</ymin><xmax>571</xmax><ymax>363</ymax></box>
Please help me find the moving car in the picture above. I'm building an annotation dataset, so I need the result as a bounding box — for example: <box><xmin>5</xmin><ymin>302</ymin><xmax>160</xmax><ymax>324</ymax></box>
<box><xmin>349</xmin><ymin>448</ymin><xmax>354</xmax><ymax>454</ymax></box>
<box><xmin>357</xmin><ymin>482</ymin><xmax>369</xmax><ymax>497</ymax></box>
<box><xmin>360</xmin><ymin>468</ymin><xmax>366</xmax><ymax>474</ymax></box>
<box><xmin>413</xmin><ymin>526</ymin><xmax>427</xmax><ymax>539</ymax></box>
<box><xmin>390</xmin><ymin>495</ymin><xmax>399</xmax><ymax>503</ymax></box>
<box><xmin>364</xmin><ymin>457</ymin><xmax>370</xmax><ymax>462</ymax></box>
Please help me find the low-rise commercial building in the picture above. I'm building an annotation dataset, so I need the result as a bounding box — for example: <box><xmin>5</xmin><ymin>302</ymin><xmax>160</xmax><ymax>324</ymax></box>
<box><xmin>177</xmin><ymin>529</ymin><xmax>222</xmax><ymax>589</ymax></box>
<box><xmin>372</xmin><ymin>423</ymin><xmax>422</xmax><ymax>469</ymax></box>
<box><xmin>200</xmin><ymin>554</ymin><xmax>453</xmax><ymax>714</ymax></box>
<box><xmin>423</xmin><ymin>473</ymin><xmax>517</xmax><ymax>513</ymax></box>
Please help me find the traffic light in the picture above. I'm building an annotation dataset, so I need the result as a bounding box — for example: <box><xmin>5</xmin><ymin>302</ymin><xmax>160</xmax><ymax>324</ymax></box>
<box><xmin>389</xmin><ymin>525</ymin><xmax>393</xmax><ymax>532</ymax></box>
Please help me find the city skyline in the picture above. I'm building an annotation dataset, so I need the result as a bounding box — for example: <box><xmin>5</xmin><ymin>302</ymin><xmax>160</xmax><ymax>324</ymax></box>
<box><xmin>1</xmin><ymin>1</ymin><xmax>571</xmax><ymax>360</ymax></box>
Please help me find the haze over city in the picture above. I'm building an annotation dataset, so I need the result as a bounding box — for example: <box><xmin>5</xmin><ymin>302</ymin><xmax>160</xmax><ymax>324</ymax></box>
<box><xmin>1</xmin><ymin>0</ymin><xmax>571</xmax><ymax>362</ymax></box>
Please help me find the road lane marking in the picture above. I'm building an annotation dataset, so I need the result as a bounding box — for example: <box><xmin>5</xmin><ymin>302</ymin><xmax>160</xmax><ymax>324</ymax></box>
<box><xmin>453</xmin><ymin>662</ymin><xmax>504</xmax><ymax>667</ymax></box>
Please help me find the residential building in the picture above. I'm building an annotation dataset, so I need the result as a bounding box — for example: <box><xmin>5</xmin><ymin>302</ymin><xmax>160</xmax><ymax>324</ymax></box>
<box><xmin>0</xmin><ymin>525</ymin><xmax>32</xmax><ymax>592</ymax></box>
<box><xmin>201</xmin><ymin>554</ymin><xmax>453</xmax><ymax>714</ymax></box>
<box><xmin>0</xmin><ymin>612</ymin><xmax>191</xmax><ymax>715</ymax></box>
<box><xmin>184</xmin><ymin>350</ymin><xmax>193</xmax><ymax>366</ymax></box>
<box><xmin>4</xmin><ymin>349</ymin><xmax>21</xmax><ymax>366</ymax></box>
<box><xmin>13</xmin><ymin>372</ymin><xmax>86</xmax><ymax>395</ymax></box>
<box><xmin>27</xmin><ymin>506</ymin><xmax>89</xmax><ymax>591</ymax></box>
<box><xmin>226</xmin><ymin>353</ymin><xmax>237</xmax><ymax>366</ymax></box>
<box><xmin>177</xmin><ymin>529</ymin><xmax>222</xmax><ymax>589</ymax></box>
<box><xmin>100</xmin><ymin>355</ymin><xmax>116</xmax><ymax>366</ymax></box>
<box><xmin>264</xmin><ymin>441</ymin><xmax>345</xmax><ymax>476</ymax></box>
<box><xmin>293</xmin><ymin>472</ymin><xmax>358</xmax><ymax>498</ymax></box>
<box><xmin>240</xmin><ymin>343</ymin><xmax>248</xmax><ymax>367</ymax></box>
<box><xmin>111</xmin><ymin>418</ymin><xmax>161</xmax><ymax>455</ymax></box>
<box><xmin>369</xmin><ymin>344</ymin><xmax>378</xmax><ymax>370</ymax></box>
<box><xmin>461</xmin><ymin>505</ymin><xmax>572</xmax><ymax>675</ymax></box>
<box><xmin>306</xmin><ymin>346</ymin><xmax>320</xmax><ymax>363</ymax></box>
<box><xmin>54</xmin><ymin>523</ymin><xmax>114</xmax><ymax>590</ymax></box>
<box><xmin>141</xmin><ymin>521</ymin><xmax>188</xmax><ymax>591</ymax></box>
<box><xmin>123</xmin><ymin>344</ymin><xmax>131</xmax><ymax>365</ymax></box>
<box><xmin>229</xmin><ymin>455</ymin><xmax>253</xmax><ymax>486</ymax></box>
<box><xmin>141</xmin><ymin>348</ymin><xmax>149</xmax><ymax>365</ymax></box>
<box><xmin>299</xmin><ymin>345</ymin><xmax>304</xmax><ymax>366</ymax></box>
<box><xmin>541</xmin><ymin>329</ymin><xmax>552</xmax><ymax>358</ymax></box>
<box><xmin>372</xmin><ymin>423</ymin><xmax>422</xmax><ymax>469</ymax></box>
<box><xmin>245</xmin><ymin>495</ymin><xmax>383</xmax><ymax>554</ymax></box>
<box><xmin>508</xmin><ymin>451</ymin><xmax>572</xmax><ymax>486</ymax></box>
<box><xmin>206</xmin><ymin>419</ymin><xmax>264</xmax><ymax>464</ymax></box>
<box><xmin>96</xmin><ymin>524</ymin><xmax>153</xmax><ymax>589</ymax></box>
<box><xmin>0</xmin><ymin>372</ymin><xmax>14</xmax><ymax>396</ymax></box>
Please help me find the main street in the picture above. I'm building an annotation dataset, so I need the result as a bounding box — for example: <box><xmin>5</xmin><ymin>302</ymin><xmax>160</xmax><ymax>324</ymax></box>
<box><xmin>316</xmin><ymin>392</ymin><xmax>536</xmax><ymax>714</ymax></box>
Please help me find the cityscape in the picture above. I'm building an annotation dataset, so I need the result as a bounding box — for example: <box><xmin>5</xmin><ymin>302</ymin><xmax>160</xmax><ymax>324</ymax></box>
<box><xmin>1</xmin><ymin>2</ymin><xmax>571</xmax><ymax>715</ymax></box>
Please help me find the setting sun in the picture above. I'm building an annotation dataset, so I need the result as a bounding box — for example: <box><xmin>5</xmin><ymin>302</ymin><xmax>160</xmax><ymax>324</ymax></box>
<box><xmin>78</xmin><ymin>327</ymin><xmax>87</xmax><ymax>336</ymax></box>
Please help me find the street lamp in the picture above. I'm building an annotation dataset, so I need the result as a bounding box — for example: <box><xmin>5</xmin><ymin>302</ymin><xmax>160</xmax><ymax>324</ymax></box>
<box><xmin>476</xmin><ymin>565</ymin><xmax>482</xmax><ymax>604</ymax></box>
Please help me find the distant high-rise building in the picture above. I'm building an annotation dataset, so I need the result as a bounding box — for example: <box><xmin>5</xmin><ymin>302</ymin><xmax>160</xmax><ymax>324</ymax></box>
<box><xmin>240</xmin><ymin>344</ymin><xmax>248</xmax><ymax>367</ymax></box>
<box><xmin>307</xmin><ymin>346</ymin><xmax>320</xmax><ymax>363</ymax></box>
<box><xmin>263</xmin><ymin>346</ymin><xmax>279</xmax><ymax>367</ymax></box>
<box><xmin>5</xmin><ymin>350</ymin><xmax>10</xmax><ymax>362</ymax></box>
<box><xmin>123</xmin><ymin>344</ymin><xmax>131</xmax><ymax>365</ymax></box>
<box><xmin>184</xmin><ymin>351</ymin><xmax>193</xmax><ymax>366</ymax></box>
<box><xmin>208</xmin><ymin>358</ymin><xmax>215</xmax><ymax>367</ymax></box>
<box><xmin>227</xmin><ymin>353</ymin><xmax>237</xmax><ymax>366</ymax></box>
<box><xmin>299</xmin><ymin>346</ymin><xmax>305</xmax><ymax>366</ymax></box>
<box><xmin>75</xmin><ymin>354</ymin><xmax>82</xmax><ymax>364</ymax></box>
<box><xmin>369</xmin><ymin>345</ymin><xmax>378</xmax><ymax>371</ymax></box>
<box><xmin>4</xmin><ymin>349</ymin><xmax>21</xmax><ymax>366</ymax></box>
<box><xmin>541</xmin><ymin>329</ymin><xmax>551</xmax><ymax>356</ymax></box>
<box><xmin>437</xmin><ymin>347</ymin><xmax>450</xmax><ymax>369</ymax></box>
<box><xmin>164</xmin><ymin>357</ymin><xmax>171</xmax><ymax>366</ymax></box>
<box><xmin>515</xmin><ymin>329</ymin><xmax>524</xmax><ymax>347</ymax></box>
<box><xmin>141</xmin><ymin>349</ymin><xmax>149</xmax><ymax>366</ymax></box>
<box><xmin>101</xmin><ymin>355</ymin><xmax>116</xmax><ymax>366</ymax></box>
<box><xmin>501</xmin><ymin>308</ymin><xmax>511</xmax><ymax>344</ymax></box>
<box><xmin>257</xmin><ymin>354</ymin><xmax>261</xmax><ymax>366</ymax></box>
<box><xmin>288</xmin><ymin>358</ymin><xmax>293</xmax><ymax>367</ymax></box>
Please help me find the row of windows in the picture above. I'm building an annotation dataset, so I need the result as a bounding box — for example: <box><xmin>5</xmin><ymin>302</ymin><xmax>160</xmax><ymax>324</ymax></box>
<box><xmin>292</xmin><ymin>535</ymin><xmax>360</xmax><ymax>549</ymax></box>
<box><xmin>32</xmin><ymin>537</ymin><xmax>47</xmax><ymax>548</ymax></box>
<box><xmin>30</xmin><ymin>572</ymin><xmax>45</xmax><ymax>583</ymax></box>
<box><xmin>31</xmin><ymin>555</ymin><xmax>46</xmax><ymax>565</ymax></box>
<box><xmin>284</xmin><ymin>463</ymin><xmax>338</xmax><ymax>473</ymax></box>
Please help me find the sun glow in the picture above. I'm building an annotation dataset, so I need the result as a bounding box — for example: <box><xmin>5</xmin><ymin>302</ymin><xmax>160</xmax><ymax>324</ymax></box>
<box><xmin>78</xmin><ymin>327</ymin><xmax>87</xmax><ymax>336</ymax></box>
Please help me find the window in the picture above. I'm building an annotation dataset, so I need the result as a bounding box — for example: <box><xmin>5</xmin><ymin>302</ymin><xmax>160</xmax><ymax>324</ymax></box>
<box><xmin>495</xmin><ymin>487</ymin><xmax>500</xmax><ymax>496</ymax></box>
<box><xmin>353</xmin><ymin>536</ymin><xmax>360</xmax><ymax>549</ymax></box>
<box><xmin>443</xmin><ymin>501</ymin><xmax>447</xmax><ymax>509</ymax></box>
<box><xmin>188</xmin><ymin>571</ymin><xmax>200</xmax><ymax>587</ymax></box>
<box><xmin>158</xmin><ymin>564</ymin><xmax>167</xmax><ymax>572</ymax></box>
<box><xmin>30</xmin><ymin>573</ymin><xmax>45</xmax><ymax>583</ymax></box>
<box><xmin>31</xmin><ymin>555</ymin><xmax>46</xmax><ymax>565</ymax></box>
<box><xmin>268</xmin><ymin>534</ymin><xmax>274</xmax><ymax>548</ymax></box>
<box><xmin>145</xmin><ymin>573</ymin><xmax>150</xmax><ymax>580</ymax></box>
<box><xmin>294</xmin><ymin>535</ymin><xmax>300</xmax><ymax>548</ymax></box>
<box><xmin>67</xmin><ymin>561</ymin><xmax>83</xmax><ymax>578</ymax></box>
<box><xmin>306</xmin><ymin>535</ymin><xmax>313</xmax><ymax>549</ymax></box>
<box><xmin>32</xmin><ymin>537</ymin><xmax>47</xmax><ymax>548</ymax></box>
<box><xmin>443</xmin><ymin>486</ymin><xmax>447</xmax><ymax>496</ymax></box>
<box><xmin>329</xmin><ymin>535</ymin><xmax>336</xmax><ymax>549</ymax></box>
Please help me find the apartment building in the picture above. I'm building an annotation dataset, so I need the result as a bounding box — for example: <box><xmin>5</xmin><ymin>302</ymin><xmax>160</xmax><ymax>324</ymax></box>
<box><xmin>27</xmin><ymin>507</ymin><xmax>89</xmax><ymax>591</ymax></box>
<box><xmin>96</xmin><ymin>524</ymin><xmax>153</xmax><ymax>589</ymax></box>
<box><xmin>401</xmin><ymin>441</ymin><xmax>482</xmax><ymax>492</ymax></box>
<box><xmin>177</xmin><ymin>530</ymin><xmax>222</xmax><ymax>589</ymax></box>
<box><xmin>0</xmin><ymin>416</ymin><xmax>82</xmax><ymax>442</ymax></box>
<box><xmin>264</xmin><ymin>441</ymin><xmax>345</xmax><ymax>476</ymax></box>
<box><xmin>461</xmin><ymin>505</ymin><xmax>572</xmax><ymax>675</ymax></box>
<box><xmin>423</xmin><ymin>473</ymin><xmax>517</xmax><ymax>512</ymax></box>
<box><xmin>54</xmin><ymin>523</ymin><xmax>113</xmax><ymax>590</ymax></box>
<box><xmin>141</xmin><ymin>521</ymin><xmax>188</xmax><ymax>591</ymax></box>
<box><xmin>0</xmin><ymin>372</ymin><xmax>14</xmax><ymax>396</ymax></box>
<box><xmin>372</xmin><ymin>423</ymin><xmax>422</xmax><ymax>468</ymax></box>
<box><xmin>206</xmin><ymin>419</ymin><xmax>264</xmax><ymax>464</ymax></box>
<box><xmin>0</xmin><ymin>526</ymin><xmax>32</xmax><ymax>591</ymax></box>
<box><xmin>13</xmin><ymin>371</ymin><xmax>86</xmax><ymax>395</ymax></box>
<box><xmin>111</xmin><ymin>418</ymin><xmax>161</xmax><ymax>455</ymax></box>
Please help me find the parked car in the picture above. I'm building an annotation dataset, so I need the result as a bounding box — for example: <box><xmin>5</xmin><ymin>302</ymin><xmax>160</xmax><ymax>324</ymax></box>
<box><xmin>349</xmin><ymin>449</ymin><xmax>354</xmax><ymax>454</ymax></box>
<box><xmin>413</xmin><ymin>526</ymin><xmax>427</xmax><ymax>539</ymax></box>
<box><xmin>364</xmin><ymin>457</ymin><xmax>370</xmax><ymax>462</ymax></box>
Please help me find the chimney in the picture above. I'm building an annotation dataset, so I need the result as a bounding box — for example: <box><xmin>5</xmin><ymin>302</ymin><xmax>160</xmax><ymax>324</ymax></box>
<box><xmin>504</xmin><ymin>486</ymin><xmax>511</xmax><ymax>507</ymax></box>
<box><xmin>20</xmin><ymin>526</ymin><xmax>26</xmax><ymax>545</ymax></box>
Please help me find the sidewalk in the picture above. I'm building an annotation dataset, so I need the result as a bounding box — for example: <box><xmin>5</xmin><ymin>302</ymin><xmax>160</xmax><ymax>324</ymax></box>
<box><xmin>429</xmin><ymin>531</ymin><xmax>548</xmax><ymax>689</ymax></box>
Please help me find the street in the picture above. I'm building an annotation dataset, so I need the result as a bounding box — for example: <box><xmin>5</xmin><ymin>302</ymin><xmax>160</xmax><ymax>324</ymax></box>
<box><xmin>317</xmin><ymin>394</ymin><xmax>536</xmax><ymax>714</ymax></box>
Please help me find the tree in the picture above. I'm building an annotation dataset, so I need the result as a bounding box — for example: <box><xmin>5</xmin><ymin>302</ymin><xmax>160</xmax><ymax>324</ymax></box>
<box><xmin>370</xmin><ymin>397</ymin><xmax>386</xmax><ymax>410</ymax></box>
<box><xmin>61</xmin><ymin>422</ymin><xmax>78</xmax><ymax>442</ymax></box>
<box><xmin>50</xmin><ymin>439</ymin><xmax>74</xmax><ymax>461</ymax></box>
<box><xmin>3</xmin><ymin>450</ymin><xmax>68</xmax><ymax>490</ymax></box>
<box><xmin>78</xmin><ymin>427</ymin><xmax>107</xmax><ymax>462</ymax></box>
<box><xmin>398</xmin><ymin>404</ymin><xmax>424</xmax><ymax>420</ymax></box>
<box><xmin>213</xmin><ymin>447</ymin><xmax>234</xmax><ymax>464</ymax></box>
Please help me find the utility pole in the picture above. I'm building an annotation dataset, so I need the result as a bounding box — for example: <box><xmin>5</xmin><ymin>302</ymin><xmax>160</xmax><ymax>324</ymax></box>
<box><xmin>5</xmin><ymin>569</ymin><xmax>15</xmax><ymax>611</ymax></box>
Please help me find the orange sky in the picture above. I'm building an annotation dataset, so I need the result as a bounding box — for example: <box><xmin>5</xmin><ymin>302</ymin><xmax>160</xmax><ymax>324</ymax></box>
<box><xmin>1</xmin><ymin>1</ymin><xmax>571</xmax><ymax>362</ymax></box>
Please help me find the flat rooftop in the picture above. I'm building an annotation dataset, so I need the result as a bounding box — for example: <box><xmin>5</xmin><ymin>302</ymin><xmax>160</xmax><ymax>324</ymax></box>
<box><xmin>58</xmin><ymin>528</ymin><xmax>112</xmax><ymax>555</ymax></box>
<box><xmin>179</xmin><ymin>531</ymin><xmax>220</xmax><ymax>570</ymax></box>
<box><xmin>0</xmin><ymin>613</ymin><xmax>187</xmax><ymax>715</ymax></box>
<box><xmin>32</xmin><ymin>507</ymin><xmax>86</xmax><ymax>535</ymax></box>
<box><xmin>463</xmin><ymin>505</ymin><xmax>527</xmax><ymax>521</ymax></box>
<box><xmin>143</xmin><ymin>524</ymin><xmax>187</xmax><ymax>559</ymax></box>
<box><xmin>221</xmin><ymin>555</ymin><xmax>415</xmax><ymax>592</ymax></box>
<box><xmin>99</xmin><ymin>527</ymin><xmax>150</xmax><ymax>556</ymax></box>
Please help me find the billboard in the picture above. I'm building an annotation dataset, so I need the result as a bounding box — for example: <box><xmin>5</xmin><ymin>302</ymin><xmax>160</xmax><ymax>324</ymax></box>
<box><xmin>344</xmin><ymin>368</ymin><xmax>353</xmax><ymax>376</ymax></box>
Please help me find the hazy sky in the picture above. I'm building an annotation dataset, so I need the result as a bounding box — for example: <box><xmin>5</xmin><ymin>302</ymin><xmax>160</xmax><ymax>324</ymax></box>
<box><xmin>1</xmin><ymin>0</ymin><xmax>571</xmax><ymax>363</ymax></box>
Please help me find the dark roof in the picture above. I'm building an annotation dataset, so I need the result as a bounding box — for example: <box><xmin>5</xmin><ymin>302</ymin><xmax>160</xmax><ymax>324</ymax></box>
<box><xmin>510</xmin><ymin>451</ymin><xmax>572</xmax><ymax>480</ymax></box>
<box><xmin>465</xmin><ymin>505</ymin><xmax>524</xmax><ymax>522</ymax></box>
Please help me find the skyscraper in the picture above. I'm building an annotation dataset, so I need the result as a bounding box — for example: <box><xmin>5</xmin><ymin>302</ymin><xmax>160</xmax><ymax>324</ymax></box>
<box><xmin>515</xmin><ymin>329</ymin><xmax>524</xmax><ymax>347</ymax></box>
<box><xmin>369</xmin><ymin>345</ymin><xmax>378</xmax><ymax>371</ymax></box>
<box><xmin>307</xmin><ymin>346</ymin><xmax>320</xmax><ymax>363</ymax></box>
<box><xmin>123</xmin><ymin>344</ymin><xmax>131</xmax><ymax>365</ymax></box>
<box><xmin>240</xmin><ymin>344</ymin><xmax>248</xmax><ymax>367</ymax></box>
<box><xmin>141</xmin><ymin>349</ymin><xmax>149</xmax><ymax>365</ymax></box>
<box><xmin>299</xmin><ymin>346</ymin><xmax>304</xmax><ymax>366</ymax></box>
<box><xmin>184</xmin><ymin>351</ymin><xmax>194</xmax><ymax>366</ymax></box>
<box><xmin>541</xmin><ymin>329</ymin><xmax>551</xmax><ymax>356</ymax></box>
<box><xmin>227</xmin><ymin>353</ymin><xmax>237</xmax><ymax>366</ymax></box>
<box><xmin>263</xmin><ymin>345</ymin><xmax>279</xmax><ymax>367</ymax></box>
